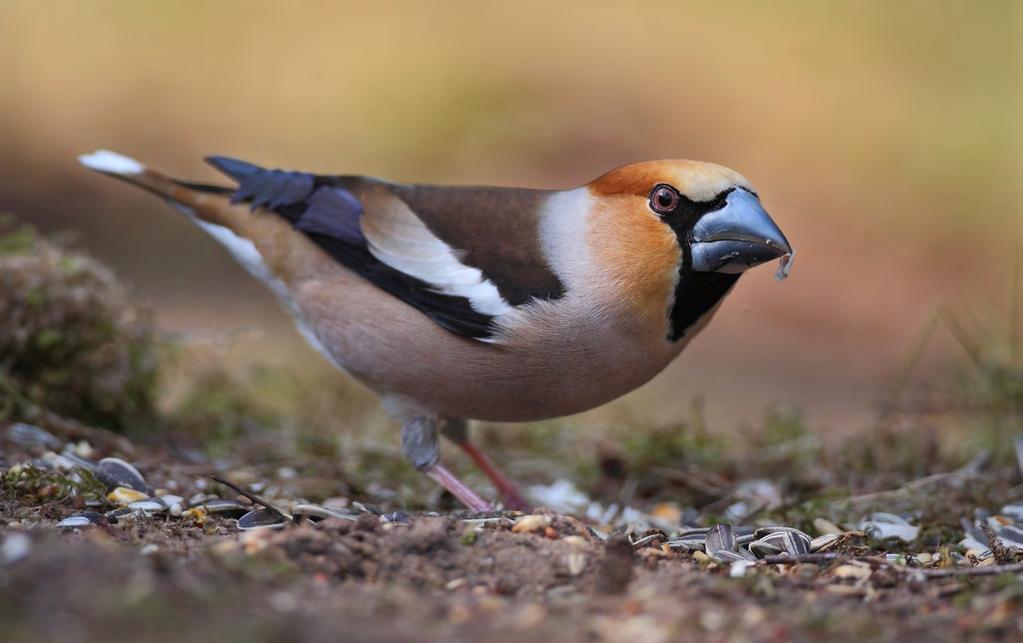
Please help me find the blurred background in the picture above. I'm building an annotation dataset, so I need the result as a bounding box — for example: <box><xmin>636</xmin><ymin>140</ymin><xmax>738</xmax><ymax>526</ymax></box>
<box><xmin>1</xmin><ymin>0</ymin><xmax>1020</xmax><ymax>436</ymax></box>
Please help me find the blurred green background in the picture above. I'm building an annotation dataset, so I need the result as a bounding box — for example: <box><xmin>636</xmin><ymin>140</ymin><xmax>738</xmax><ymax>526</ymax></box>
<box><xmin>1</xmin><ymin>0</ymin><xmax>1020</xmax><ymax>434</ymax></box>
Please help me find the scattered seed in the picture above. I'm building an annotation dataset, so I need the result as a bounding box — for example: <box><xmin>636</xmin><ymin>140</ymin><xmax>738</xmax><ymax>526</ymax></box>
<box><xmin>291</xmin><ymin>503</ymin><xmax>359</xmax><ymax>522</ymax></box>
<box><xmin>810</xmin><ymin>534</ymin><xmax>840</xmax><ymax>552</ymax></box>
<box><xmin>512</xmin><ymin>514</ymin><xmax>552</xmax><ymax>533</ymax></box>
<box><xmin>704</xmin><ymin>524</ymin><xmax>736</xmax><ymax>556</ymax></box>
<box><xmin>237</xmin><ymin>508</ymin><xmax>287</xmax><ymax>531</ymax></box>
<box><xmin>106</xmin><ymin>487</ymin><xmax>149</xmax><ymax>506</ymax></box>
<box><xmin>57</xmin><ymin>513</ymin><xmax>103</xmax><ymax>529</ymax></box>
<box><xmin>96</xmin><ymin>458</ymin><xmax>147</xmax><ymax>492</ymax></box>
<box><xmin>833</xmin><ymin>564</ymin><xmax>871</xmax><ymax>580</ymax></box>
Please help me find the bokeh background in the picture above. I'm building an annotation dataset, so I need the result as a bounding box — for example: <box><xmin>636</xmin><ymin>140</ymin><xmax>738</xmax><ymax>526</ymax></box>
<box><xmin>1</xmin><ymin>0</ymin><xmax>1020</xmax><ymax>435</ymax></box>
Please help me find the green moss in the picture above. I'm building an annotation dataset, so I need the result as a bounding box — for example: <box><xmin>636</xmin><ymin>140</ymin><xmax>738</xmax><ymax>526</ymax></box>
<box><xmin>2</xmin><ymin>464</ymin><xmax>107</xmax><ymax>505</ymax></box>
<box><xmin>0</xmin><ymin>217</ymin><xmax>159</xmax><ymax>433</ymax></box>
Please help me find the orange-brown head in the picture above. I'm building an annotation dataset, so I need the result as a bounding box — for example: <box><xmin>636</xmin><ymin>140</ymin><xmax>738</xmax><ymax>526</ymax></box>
<box><xmin>584</xmin><ymin>160</ymin><xmax>791</xmax><ymax>342</ymax></box>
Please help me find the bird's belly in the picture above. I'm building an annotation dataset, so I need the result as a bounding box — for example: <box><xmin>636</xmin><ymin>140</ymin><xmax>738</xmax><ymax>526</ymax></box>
<box><xmin>293</xmin><ymin>273</ymin><xmax>685</xmax><ymax>422</ymax></box>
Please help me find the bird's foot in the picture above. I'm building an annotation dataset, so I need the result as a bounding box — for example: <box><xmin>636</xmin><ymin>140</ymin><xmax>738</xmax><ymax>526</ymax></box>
<box><xmin>457</xmin><ymin>440</ymin><xmax>533</xmax><ymax>512</ymax></box>
<box><xmin>424</xmin><ymin>463</ymin><xmax>493</xmax><ymax>513</ymax></box>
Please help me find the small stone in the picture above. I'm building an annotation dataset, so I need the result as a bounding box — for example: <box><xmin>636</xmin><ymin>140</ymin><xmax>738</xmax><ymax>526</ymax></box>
<box><xmin>448</xmin><ymin>604</ymin><xmax>472</xmax><ymax>625</ymax></box>
<box><xmin>71</xmin><ymin>440</ymin><xmax>95</xmax><ymax>460</ymax></box>
<box><xmin>594</xmin><ymin>534</ymin><xmax>634</xmax><ymax>594</ymax></box>
<box><xmin>730</xmin><ymin>560</ymin><xmax>754</xmax><ymax>578</ymax></box>
<box><xmin>651</xmin><ymin>502</ymin><xmax>682</xmax><ymax>525</ymax></box>
<box><xmin>514</xmin><ymin>603</ymin><xmax>547</xmax><ymax>630</ymax></box>
<box><xmin>544</xmin><ymin>526</ymin><xmax>559</xmax><ymax>539</ymax></box>
<box><xmin>1</xmin><ymin>533</ymin><xmax>31</xmax><ymax>565</ymax></box>
<box><xmin>813</xmin><ymin>518</ymin><xmax>842</xmax><ymax>535</ymax></box>
<box><xmin>915</xmin><ymin>552</ymin><xmax>933</xmax><ymax>564</ymax></box>
<box><xmin>833</xmin><ymin>564</ymin><xmax>871</xmax><ymax>580</ymax></box>
<box><xmin>107</xmin><ymin>487</ymin><xmax>149</xmax><ymax>506</ymax></box>
<box><xmin>567</xmin><ymin>552</ymin><xmax>587</xmax><ymax>576</ymax></box>
<box><xmin>511</xmin><ymin>514</ymin><xmax>552</xmax><ymax>533</ymax></box>
<box><xmin>140</xmin><ymin>544</ymin><xmax>159</xmax><ymax>555</ymax></box>
<box><xmin>562</xmin><ymin>535</ymin><xmax>588</xmax><ymax>550</ymax></box>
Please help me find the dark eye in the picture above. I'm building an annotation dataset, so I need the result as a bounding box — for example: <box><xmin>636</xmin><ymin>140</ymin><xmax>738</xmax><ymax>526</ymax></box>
<box><xmin>649</xmin><ymin>185</ymin><xmax>678</xmax><ymax>214</ymax></box>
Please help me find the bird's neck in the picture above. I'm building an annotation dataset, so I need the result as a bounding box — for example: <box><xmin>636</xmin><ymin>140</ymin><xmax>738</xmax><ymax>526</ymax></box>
<box><xmin>667</xmin><ymin>272</ymin><xmax>740</xmax><ymax>342</ymax></box>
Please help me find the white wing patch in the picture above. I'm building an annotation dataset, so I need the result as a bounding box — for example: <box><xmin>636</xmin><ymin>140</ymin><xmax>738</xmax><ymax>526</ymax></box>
<box><xmin>361</xmin><ymin>197</ymin><xmax>513</xmax><ymax>317</ymax></box>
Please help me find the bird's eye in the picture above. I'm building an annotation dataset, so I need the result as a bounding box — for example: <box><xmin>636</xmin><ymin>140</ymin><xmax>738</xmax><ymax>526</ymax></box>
<box><xmin>649</xmin><ymin>185</ymin><xmax>678</xmax><ymax>214</ymax></box>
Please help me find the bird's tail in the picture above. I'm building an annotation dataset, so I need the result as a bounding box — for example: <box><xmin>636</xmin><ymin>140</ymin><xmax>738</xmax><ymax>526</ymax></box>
<box><xmin>77</xmin><ymin>149</ymin><xmax>236</xmax><ymax>222</ymax></box>
<box><xmin>77</xmin><ymin>149</ymin><xmax>310</xmax><ymax>287</ymax></box>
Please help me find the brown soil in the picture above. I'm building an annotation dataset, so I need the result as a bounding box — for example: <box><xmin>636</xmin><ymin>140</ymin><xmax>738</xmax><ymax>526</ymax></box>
<box><xmin>2</xmin><ymin>436</ymin><xmax>1022</xmax><ymax>643</ymax></box>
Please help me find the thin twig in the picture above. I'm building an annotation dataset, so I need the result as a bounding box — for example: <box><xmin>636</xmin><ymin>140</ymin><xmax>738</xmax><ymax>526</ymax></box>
<box><xmin>827</xmin><ymin>452</ymin><xmax>989</xmax><ymax>510</ymax></box>
<box><xmin>911</xmin><ymin>561</ymin><xmax>1023</xmax><ymax>578</ymax></box>
<box><xmin>210</xmin><ymin>475</ymin><xmax>293</xmax><ymax>522</ymax></box>
<box><xmin>653</xmin><ymin>467</ymin><xmax>730</xmax><ymax>497</ymax></box>
<box><xmin>760</xmin><ymin>552</ymin><xmax>845</xmax><ymax>565</ymax></box>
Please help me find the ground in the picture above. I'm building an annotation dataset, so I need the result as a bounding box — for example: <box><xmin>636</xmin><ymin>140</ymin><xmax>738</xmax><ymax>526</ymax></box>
<box><xmin>3</xmin><ymin>417</ymin><xmax>1023</xmax><ymax>643</ymax></box>
<box><xmin>1</xmin><ymin>222</ymin><xmax>1022</xmax><ymax>642</ymax></box>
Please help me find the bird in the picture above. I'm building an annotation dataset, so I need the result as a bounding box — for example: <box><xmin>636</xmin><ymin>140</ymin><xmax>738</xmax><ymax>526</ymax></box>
<box><xmin>78</xmin><ymin>149</ymin><xmax>793</xmax><ymax>512</ymax></box>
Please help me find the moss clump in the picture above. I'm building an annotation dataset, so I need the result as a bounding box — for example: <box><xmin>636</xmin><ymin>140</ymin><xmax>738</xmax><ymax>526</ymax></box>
<box><xmin>0</xmin><ymin>216</ymin><xmax>158</xmax><ymax>432</ymax></box>
<box><xmin>1</xmin><ymin>464</ymin><xmax>108</xmax><ymax>505</ymax></box>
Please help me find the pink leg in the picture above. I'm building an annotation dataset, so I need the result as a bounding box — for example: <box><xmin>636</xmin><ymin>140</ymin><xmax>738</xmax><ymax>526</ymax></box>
<box><xmin>457</xmin><ymin>441</ymin><xmax>532</xmax><ymax>512</ymax></box>
<box><xmin>425</xmin><ymin>463</ymin><xmax>493</xmax><ymax>513</ymax></box>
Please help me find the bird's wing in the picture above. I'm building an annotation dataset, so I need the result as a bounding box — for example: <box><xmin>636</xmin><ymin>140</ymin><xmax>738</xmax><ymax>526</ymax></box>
<box><xmin>205</xmin><ymin>157</ymin><xmax>564</xmax><ymax>340</ymax></box>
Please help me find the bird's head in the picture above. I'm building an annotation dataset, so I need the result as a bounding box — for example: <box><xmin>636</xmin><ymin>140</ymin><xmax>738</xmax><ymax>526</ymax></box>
<box><xmin>585</xmin><ymin>160</ymin><xmax>792</xmax><ymax>341</ymax></box>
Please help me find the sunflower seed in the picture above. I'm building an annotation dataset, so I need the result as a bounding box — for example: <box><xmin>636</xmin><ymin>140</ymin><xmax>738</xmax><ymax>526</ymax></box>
<box><xmin>57</xmin><ymin>513</ymin><xmax>103</xmax><ymax>528</ymax></box>
<box><xmin>199</xmin><ymin>499</ymin><xmax>249</xmax><ymax>517</ymax></box>
<box><xmin>749</xmin><ymin>539</ymin><xmax>783</xmax><ymax>557</ymax></box>
<box><xmin>705</xmin><ymin>524</ymin><xmax>736</xmax><ymax>556</ymax></box>
<box><xmin>58</xmin><ymin>450</ymin><xmax>98</xmax><ymax>472</ymax></box>
<box><xmin>810</xmin><ymin>534</ymin><xmax>840</xmax><ymax>552</ymax></box>
<box><xmin>127</xmin><ymin>500</ymin><xmax>167</xmax><ymax>513</ymax></box>
<box><xmin>96</xmin><ymin>458</ymin><xmax>147</xmax><ymax>492</ymax></box>
<box><xmin>1000</xmin><ymin>504</ymin><xmax>1023</xmax><ymax>521</ymax></box>
<box><xmin>291</xmin><ymin>503</ymin><xmax>359</xmax><ymax>522</ymax></box>
<box><xmin>712</xmin><ymin>549</ymin><xmax>757</xmax><ymax>563</ymax></box>
<box><xmin>381</xmin><ymin>510</ymin><xmax>413</xmax><ymax>524</ymax></box>
<box><xmin>237</xmin><ymin>508</ymin><xmax>286</xmax><ymax>530</ymax></box>
<box><xmin>1014</xmin><ymin>436</ymin><xmax>1023</xmax><ymax>477</ymax></box>
<box><xmin>860</xmin><ymin>514</ymin><xmax>919</xmax><ymax>542</ymax></box>
<box><xmin>995</xmin><ymin>525</ymin><xmax>1023</xmax><ymax>547</ymax></box>
<box><xmin>748</xmin><ymin>530</ymin><xmax>810</xmax><ymax>558</ymax></box>
<box><xmin>960</xmin><ymin>518</ymin><xmax>989</xmax><ymax>549</ymax></box>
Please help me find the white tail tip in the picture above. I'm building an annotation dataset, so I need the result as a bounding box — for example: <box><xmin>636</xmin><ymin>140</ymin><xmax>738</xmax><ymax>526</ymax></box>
<box><xmin>78</xmin><ymin>149</ymin><xmax>145</xmax><ymax>175</ymax></box>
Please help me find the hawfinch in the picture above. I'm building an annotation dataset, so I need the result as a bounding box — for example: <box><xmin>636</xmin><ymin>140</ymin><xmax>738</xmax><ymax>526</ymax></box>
<box><xmin>79</xmin><ymin>150</ymin><xmax>792</xmax><ymax>512</ymax></box>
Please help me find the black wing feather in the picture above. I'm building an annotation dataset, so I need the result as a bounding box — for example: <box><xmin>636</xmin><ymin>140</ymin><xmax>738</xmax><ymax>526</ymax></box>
<box><xmin>204</xmin><ymin>156</ymin><xmax>496</xmax><ymax>339</ymax></box>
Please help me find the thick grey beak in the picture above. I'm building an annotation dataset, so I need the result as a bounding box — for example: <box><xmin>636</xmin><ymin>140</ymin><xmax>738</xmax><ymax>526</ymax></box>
<box><xmin>690</xmin><ymin>188</ymin><xmax>792</xmax><ymax>274</ymax></box>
